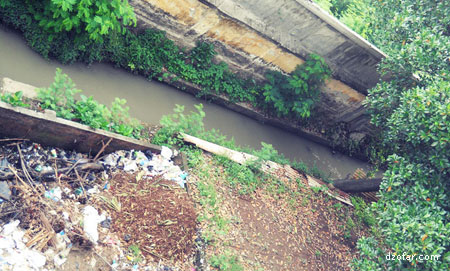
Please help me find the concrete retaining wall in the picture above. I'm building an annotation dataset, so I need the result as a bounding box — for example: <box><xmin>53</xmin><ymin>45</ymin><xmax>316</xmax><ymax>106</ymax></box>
<box><xmin>130</xmin><ymin>0</ymin><xmax>384</xmax><ymax>133</ymax></box>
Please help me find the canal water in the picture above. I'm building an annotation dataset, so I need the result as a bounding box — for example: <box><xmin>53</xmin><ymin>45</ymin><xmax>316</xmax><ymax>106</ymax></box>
<box><xmin>0</xmin><ymin>26</ymin><xmax>375</xmax><ymax>178</ymax></box>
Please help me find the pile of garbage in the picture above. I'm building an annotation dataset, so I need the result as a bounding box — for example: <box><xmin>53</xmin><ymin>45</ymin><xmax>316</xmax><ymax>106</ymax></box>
<box><xmin>0</xmin><ymin>139</ymin><xmax>190</xmax><ymax>270</ymax></box>
<box><xmin>101</xmin><ymin>146</ymin><xmax>187</xmax><ymax>189</ymax></box>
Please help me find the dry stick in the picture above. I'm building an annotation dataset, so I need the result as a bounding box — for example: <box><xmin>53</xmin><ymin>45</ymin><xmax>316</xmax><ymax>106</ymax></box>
<box><xmin>93</xmin><ymin>250</ymin><xmax>117</xmax><ymax>271</ymax></box>
<box><xmin>0</xmin><ymin>138</ymin><xmax>28</xmax><ymax>142</ymax></box>
<box><xmin>65</xmin><ymin>159</ymin><xmax>82</xmax><ymax>176</ymax></box>
<box><xmin>54</xmin><ymin>160</ymin><xmax>61</xmax><ymax>187</ymax></box>
<box><xmin>8</xmin><ymin>165</ymin><xmax>35</xmax><ymax>194</ymax></box>
<box><xmin>74</xmin><ymin>168</ymin><xmax>87</xmax><ymax>197</ymax></box>
<box><xmin>93</xmin><ymin>138</ymin><xmax>113</xmax><ymax>162</ymax></box>
<box><xmin>16</xmin><ymin>144</ymin><xmax>39</xmax><ymax>194</ymax></box>
<box><xmin>39</xmin><ymin>211</ymin><xmax>57</xmax><ymax>247</ymax></box>
<box><xmin>83</xmin><ymin>138</ymin><xmax>112</xmax><ymax>180</ymax></box>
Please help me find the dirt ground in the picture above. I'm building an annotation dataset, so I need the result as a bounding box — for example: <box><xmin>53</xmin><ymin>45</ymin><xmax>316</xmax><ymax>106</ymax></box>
<box><xmin>60</xmin><ymin>172</ymin><xmax>199</xmax><ymax>270</ymax></box>
<box><xmin>190</xmin><ymin>154</ymin><xmax>369</xmax><ymax>271</ymax></box>
<box><xmin>1</xmin><ymin>142</ymin><xmax>368</xmax><ymax>271</ymax></box>
<box><xmin>108</xmin><ymin>172</ymin><xmax>197</xmax><ymax>262</ymax></box>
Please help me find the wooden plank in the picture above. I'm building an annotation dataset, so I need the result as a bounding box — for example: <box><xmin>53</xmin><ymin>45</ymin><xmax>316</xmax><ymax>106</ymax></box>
<box><xmin>0</xmin><ymin>101</ymin><xmax>161</xmax><ymax>155</ymax></box>
<box><xmin>181</xmin><ymin>132</ymin><xmax>353</xmax><ymax>206</ymax></box>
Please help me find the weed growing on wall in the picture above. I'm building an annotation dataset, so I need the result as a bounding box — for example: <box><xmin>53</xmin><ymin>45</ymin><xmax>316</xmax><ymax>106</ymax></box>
<box><xmin>262</xmin><ymin>54</ymin><xmax>331</xmax><ymax>118</ymax></box>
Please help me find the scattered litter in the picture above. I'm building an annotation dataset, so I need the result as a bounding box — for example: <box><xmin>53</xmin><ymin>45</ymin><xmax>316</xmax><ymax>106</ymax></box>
<box><xmin>161</xmin><ymin>146</ymin><xmax>172</xmax><ymax>160</ymax></box>
<box><xmin>100</xmin><ymin>217</ymin><xmax>112</xmax><ymax>229</ymax></box>
<box><xmin>83</xmin><ymin>206</ymin><xmax>103</xmax><ymax>244</ymax></box>
<box><xmin>0</xmin><ymin>139</ymin><xmax>191</xmax><ymax>270</ymax></box>
<box><xmin>44</xmin><ymin>186</ymin><xmax>63</xmax><ymax>202</ymax></box>
<box><xmin>0</xmin><ymin>220</ymin><xmax>47</xmax><ymax>270</ymax></box>
<box><xmin>100</xmin><ymin>149</ymin><xmax>188</xmax><ymax>188</ymax></box>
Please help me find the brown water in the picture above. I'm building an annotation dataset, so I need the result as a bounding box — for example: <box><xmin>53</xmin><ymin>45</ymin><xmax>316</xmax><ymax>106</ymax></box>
<box><xmin>0</xmin><ymin>26</ymin><xmax>374</xmax><ymax>178</ymax></box>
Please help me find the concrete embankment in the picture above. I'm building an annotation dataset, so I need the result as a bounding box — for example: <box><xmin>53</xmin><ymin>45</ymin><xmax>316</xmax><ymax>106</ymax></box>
<box><xmin>130</xmin><ymin>0</ymin><xmax>385</xmax><ymax>134</ymax></box>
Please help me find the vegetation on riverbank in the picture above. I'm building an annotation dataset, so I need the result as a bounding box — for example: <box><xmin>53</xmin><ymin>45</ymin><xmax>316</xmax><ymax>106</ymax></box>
<box><xmin>151</xmin><ymin>104</ymin><xmax>331</xmax><ymax>185</ymax></box>
<box><xmin>151</xmin><ymin>105</ymin><xmax>374</xmax><ymax>270</ymax></box>
<box><xmin>0</xmin><ymin>0</ymin><xmax>330</xmax><ymax>122</ymax></box>
<box><xmin>0</xmin><ymin>68</ymin><xmax>145</xmax><ymax>139</ymax></box>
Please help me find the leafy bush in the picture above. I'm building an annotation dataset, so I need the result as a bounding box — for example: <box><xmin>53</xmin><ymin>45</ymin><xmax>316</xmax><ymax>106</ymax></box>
<box><xmin>262</xmin><ymin>54</ymin><xmax>331</xmax><ymax>119</ymax></box>
<box><xmin>25</xmin><ymin>0</ymin><xmax>136</xmax><ymax>41</ymax></box>
<box><xmin>151</xmin><ymin>104</ymin><xmax>208</xmax><ymax>147</ymax></box>
<box><xmin>210</xmin><ymin>252</ymin><xmax>243</xmax><ymax>271</ymax></box>
<box><xmin>37</xmin><ymin>68</ymin><xmax>82</xmax><ymax>120</ymax></box>
<box><xmin>314</xmin><ymin>0</ymin><xmax>373</xmax><ymax>39</ymax></box>
<box><xmin>36</xmin><ymin>68</ymin><xmax>143</xmax><ymax>138</ymax></box>
<box><xmin>152</xmin><ymin>104</ymin><xmax>330</xmax><ymax>187</ymax></box>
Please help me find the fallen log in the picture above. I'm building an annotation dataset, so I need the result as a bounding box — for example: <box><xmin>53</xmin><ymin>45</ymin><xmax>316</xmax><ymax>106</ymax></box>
<box><xmin>332</xmin><ymin>178</ymin><xmax>383</xmax><ymax>193</ymax></box>
<box><xmin>180</xmin><ymin>132</ymin><xmax>353</xmax><ymax>206</ymax></box>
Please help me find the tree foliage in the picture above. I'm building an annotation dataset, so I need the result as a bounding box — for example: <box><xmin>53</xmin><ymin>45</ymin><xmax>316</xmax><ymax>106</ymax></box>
<box><xmin>1</xmin><ymin>0</ymin><xmax>137</xmax><ymax>41</ymax></box>
<box><xmin>352</xmin><ymin>1</ymin><xmax>450</xmax><ymax>270</ymax></box>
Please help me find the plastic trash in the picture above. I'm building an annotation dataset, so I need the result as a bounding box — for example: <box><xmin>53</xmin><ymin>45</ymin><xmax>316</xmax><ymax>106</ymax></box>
<box><xmin>0</xmin><ymin>158</ymin><xmax>10</xmax><ymax>171</ymax></box>
<box><xmin>44</xmin><ymin>187</ymin><xmax>63</xmax><ymax>202</ymax></box>
<box><xmin>25</xmin><ymin>249</ymin><xmax>47</xmax><ymax>268</ymax></box>
<box><xmin>54</xmin><ymin>253</ymin><xmax>67</xmax><ymax>266</ymax></box>
<box><xmin>87</xmin><ymin>186</ymin><xmax>100</xmax><ymax>194</ymax></box>
<box><xmin>100</xmin><ymin>218</ymin><xmax>112</xmax><ymax>229</ymax></box>
<box><xmin>124</xmin><ymin>159</ymin><xmax>138</xmax><ymax>172</ymax></box>
<box><xmin>102</xmin><ymin>153</ymin><xmax>118</xmax><ymax>167</ymax></box>
<box><xmin>0</xmin><ymin>220</ymin><xmax>47</xmax><ymax>269</ymax></box>
<box><xmin>180</xmin><ymin>172</ymin><xmax>188</xmax><ymax>180</ymax></box>
<box><xmin>0</xmin><ymin>181</ymin><xmax>11</xmax><ymax>201</ymax></box>
<box><xmin>2</xmin><ymin>219</ymin><xmax>20</xmax><ymax>235</ymax></box>
<box><xmin>83</xmin><ymin>206</ymin><xmax>103</xmax><ymax>244</ymax></box>
<box><xmin>161</xmin><ymin>146</ymin><xmax>173</xmax><ymax>160</ymax></box>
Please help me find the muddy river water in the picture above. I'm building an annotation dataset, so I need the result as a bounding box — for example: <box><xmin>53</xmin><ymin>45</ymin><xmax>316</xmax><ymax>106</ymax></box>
<box><xmin>0</xmin><ymin>26</ymin><xmax>375</xmax><ymax>178</ymax></box>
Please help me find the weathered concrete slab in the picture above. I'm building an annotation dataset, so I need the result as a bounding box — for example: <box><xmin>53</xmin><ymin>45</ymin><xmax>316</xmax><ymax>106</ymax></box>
<box><xmin>1</xmin><ymin>77</ymin><xmax>38</xmax><ymax>98</ymax></box>
<box><xmin>0</xmin><ymin>101</ymin><xmax>161</xmax><ymax>155</ymax></box>
<box><xmin>204</xmin><ymin>0</ymin><xmax>385</xmax><ymax>93</ymax></box>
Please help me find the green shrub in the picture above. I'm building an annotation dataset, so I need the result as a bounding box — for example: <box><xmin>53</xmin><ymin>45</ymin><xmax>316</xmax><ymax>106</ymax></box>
<box><xmin>314</xmin><ymin>0</ymin><xmax>373</xmax><ymax>39</ymax></box>
<box><xmin>262</xmin><ymin>54</ymin><xmax>331</xmax><ymax>119</ymax></box>
<box><xmin>37</xmin><ymin>68</ymin><xmax>82</xmax><ymax>120</ymax></box>
<box><xmin>36</xmin><ymin>68</ymin><xmax>143</xmax><ymax>138</ymax></box>
<box><xmin>152</xmin><ymin>104</ymin><xmax>330</xmax><ymax>190</ymax></box>
<box><xmin>1</xmin><ymin>91</ymin><xmax>30</xmax><ymax>107</ymax></box>
<box><xmin>27</xmin><ymin>0</ymin><xmax>136</xmax><ymax>42</ymax></box>
<box><xmin>210</xmin><ymin>252</ymin><xmax>243</xmax><ymax>271</ymax></box>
